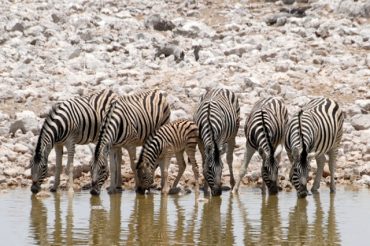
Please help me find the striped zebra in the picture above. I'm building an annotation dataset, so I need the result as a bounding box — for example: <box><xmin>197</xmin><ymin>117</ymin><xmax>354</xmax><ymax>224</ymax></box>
<box><xmin>90</xmin><ymin>89</ymin><xmax>171</xmax><ymax>195</ymax></box>
<box><xmin>194</xmin><ymin>88</ymin><xmax>240</xmax><ymax>196</ymax></box>
<box><xmin>29</xmin><ymin>89</ymin><xmax>117</xmax><ymax>194</ymax></box>
<box><xmin>136</xmin><ymin>119</ymin><xmax>200</xmax><ymax>195</ymax></box>
<box><xmin>233</xmin><ymin>97</ymin><xmax>288</xmax><ymax>195</ymax></box>
<box><xmin>285</xmin><ymin>97</ymin><xmax>344</xmax><ymax>198</ymax></box>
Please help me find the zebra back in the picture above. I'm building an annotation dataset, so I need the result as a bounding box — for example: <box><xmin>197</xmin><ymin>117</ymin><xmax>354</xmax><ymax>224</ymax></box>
<box><xmin>285</xmin><ymin>97</ymin><xmax>344</xmax><ymax>157</ymax></box>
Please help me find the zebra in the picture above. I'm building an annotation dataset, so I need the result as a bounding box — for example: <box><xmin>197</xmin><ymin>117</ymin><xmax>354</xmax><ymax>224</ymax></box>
<box><xmin>233</xmin><ymin>97</ymin><xmax>288</xmax><ymax>195</ymax></box>
<box><xmin>136</xmin><ymin>119</ymin><xmax>200</xmax><ymax>195</ymax></box>
<box><xmin>29</xmin><ymin>89</ymin><xmax>117</xmax><ymax>194</ymax></box>
<box><xmin>285</xmin><ymin>97</ymin><xmax>344</xmax><ymax>198</ymax></box>
<box><xmin>90</xmin><ymin>89</ymin><xmax>171</xmax><ymax>196</ymax></box>
<box><xmin>194</xmin><ymin>88</ymin><xmax>240</xmax><ymax>196</ymax></box>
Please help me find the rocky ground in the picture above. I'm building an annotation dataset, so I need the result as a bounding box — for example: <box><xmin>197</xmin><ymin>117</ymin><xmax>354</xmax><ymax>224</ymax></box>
<box><xmin>0</xmin><ymin>0</ymin><xmax>370</xmax><ymax>194</ymax></box>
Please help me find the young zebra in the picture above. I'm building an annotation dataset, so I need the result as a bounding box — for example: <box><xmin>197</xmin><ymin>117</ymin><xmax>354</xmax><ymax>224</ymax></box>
<box><xmin>233</xmin><ymin>97</ymin><xmax>288</xmax><ymax>195</ymax></box>
<box><xmin>285</xmin><ymin>97</ymin><xmax>344</xmax><ymax>198</ymax></box>
<box><xmin>90</xmin><ymin>89</ymin><xmax>171</xmax><ymax>195</ymax></box>
<box><xmin>194</xmin><ymin>88</ymin><xmax>240</xmax><ymax>196</ymax></box>
<box><xmin>29</xmin><ymin>89</ymin><xmax>117</xmax><ymax>194</ymax></box>
<box><xmin>136</xmin><ymin>119</ymin><xmax>200</xmax><ymax>195</ymax></box>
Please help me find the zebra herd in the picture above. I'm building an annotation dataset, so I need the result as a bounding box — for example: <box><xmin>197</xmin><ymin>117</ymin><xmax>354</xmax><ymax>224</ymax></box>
<box><xmin>29</xmin><ymin>88</ymin><xmax>344</xmax><ymax>198</ymax></box>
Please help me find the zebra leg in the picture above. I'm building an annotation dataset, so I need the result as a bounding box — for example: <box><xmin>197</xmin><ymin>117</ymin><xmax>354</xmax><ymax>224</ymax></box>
<box><xmin>126</xmin><ymin>146</ymin><xmax>138</xmax><ymax>188</ymax></box>
<box><xmin>115</xmin><ymin>148</ymin><xmax>123</xmax><ymax>191</ymax></box>
<box><xmin>186</xmin><ymin>146</ymin><xmax>200</xmax><ymax>193</ymax></box>
<box><xmin>328</xmin><ymin>149</ymin><xmax>338</xmax><ymax>193</ymax></box>
<box><xmin>312</xmin><ymin>154</ymin><xmax>325</xmax><ymax>193</ymax></box>
<box><xmin>65</xmin><ymin>142</ymin><xmax>76</xmax><ymax>193</ymax></box>
<box><xmin>226</xmin><ymin>137</ymin><xmax>236</xmax><ymax>189</ymax></box>
<box><xmin>51</xmin><ymin>145</ymin><xmax>63</xmax><ymax>192</ymax></box>
<box><xmin>160</xmin><ymin>156</ymin><xmax>171</xmax><ymax>195</ymax></box>
<box><xmin>198</xmin><ymin>140</ymin><xmax>208</xmax><ymax>194</ymax></box>
<box><xmin>169</xmin><ymin>151</ymin><xmax>186</xmax><ymax>194</ymax></box>
<box><xmin>233</xmin><ymin>144</ymin><xmax>255</xmax><ymax>193</ymax></box>
<box><xmin>107</xmin><ymin>147</ymin><xmax>122</xmax><ymax>194</ymax></box>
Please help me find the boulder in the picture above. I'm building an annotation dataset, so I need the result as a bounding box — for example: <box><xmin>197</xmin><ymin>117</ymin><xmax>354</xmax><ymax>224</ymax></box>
<box><xmin>176</xmin><ymin>20</ymin><xmax>215</xmax><ymax>38</ymax></box>
<box><xmin>355</xmin><ymin>99</ymin><xmax>370</xmax><ymax>112</ymax></box>
<box><xmin>144</xmin><ymin>14</ymin><xmax>175</xmax><ymax>31</ymax></box>
<box><xmin>12</xmin><ymin>111</ymin><xmax>40</xmax><ymax>135</ymax></box>
<box><xmin>351</xmin><ymin>114</ymin><xmax>370</xmax><ymax>130</ymax></box>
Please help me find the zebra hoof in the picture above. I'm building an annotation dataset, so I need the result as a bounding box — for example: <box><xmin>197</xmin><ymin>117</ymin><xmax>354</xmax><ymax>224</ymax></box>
<box><xmin>81</xmin><ymin>183</ymin><xmax>91</xmax><ymax>190</ymax></box>
<box><xmin>221</xmin><ymin>186</ymin><xmax>231</xmax><ymax>191</ymax></box>
<box><xmin>107</xmin><ymin>187</ymin><xmax>123</xmax><ymax>194</ymax></box>
<box><xmin>169</xmin><ymin>187</ymin><xmax>181</xmax><ymax>195</ymax></box>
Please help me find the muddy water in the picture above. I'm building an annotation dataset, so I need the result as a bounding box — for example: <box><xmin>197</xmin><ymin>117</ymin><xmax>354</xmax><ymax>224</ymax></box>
<box><xmin>0</xmin><ymin>187</ymin><xmax>369</xmax><ymax>245</ymax></box>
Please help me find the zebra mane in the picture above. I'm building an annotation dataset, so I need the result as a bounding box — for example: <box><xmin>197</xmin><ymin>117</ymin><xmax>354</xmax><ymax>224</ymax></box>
<box><xmin>95</xmin><ymin>100</ymin><xmax>117</xmax><ymax>159</ymax></box>
<box><xmin>206</xmin><ymin>100</ymin><xmax>220</xmax><ymax>161</ymax></box>
<box><xmin>34</xmin><ymin>126</ymin><xmax>45</xmax><ymax>162</ymax></box>
<box><xmin>260</xmin><ymin>110</ymin><xmax>274</xmax><ymax>155</ymax></box>
<box><xmin>297</xmin><ymin>109</ymin><xmax>308</xmax><ymax>161</ymax></box>
<box><xmin>34</xmin><ymin>104</ymin><xmax>62</xmax><ymax>162</ymax></box>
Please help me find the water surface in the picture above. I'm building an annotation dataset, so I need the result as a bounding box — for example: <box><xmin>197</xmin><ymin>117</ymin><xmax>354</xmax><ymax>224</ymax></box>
<box><xmin>1</xmin><ymin>187</ymin><xmax>369</xmax><ymax>245</ymax></box>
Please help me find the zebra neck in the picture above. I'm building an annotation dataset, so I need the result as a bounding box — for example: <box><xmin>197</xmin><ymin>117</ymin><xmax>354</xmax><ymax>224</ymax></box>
<box><xmin>35</xmin><ymin>126</ymin><xmax>54</xmax><ymax>160</ymax></box>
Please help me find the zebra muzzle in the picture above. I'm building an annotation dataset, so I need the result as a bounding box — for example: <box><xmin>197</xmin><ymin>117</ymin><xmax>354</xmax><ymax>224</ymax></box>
<box><xmin>31</xmin><ymin>182</ymin><xmax>40</xmax><ymax>194</ymax></box>
<box><xmin>90</xmin><ymin>182</ymin><xmax>101</xmax><ymax>196</ymax></box>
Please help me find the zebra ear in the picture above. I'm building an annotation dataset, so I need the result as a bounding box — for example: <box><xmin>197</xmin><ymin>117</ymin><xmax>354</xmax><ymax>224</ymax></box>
<box><xmin>292</xmin><ymin>147</ymin><xmax>301</xmax><ymax>160</ymax></box>
<box><xmin>258</xmin><ymin>147</ymin><xmax>266</xmax><ymax>159</ymax></box>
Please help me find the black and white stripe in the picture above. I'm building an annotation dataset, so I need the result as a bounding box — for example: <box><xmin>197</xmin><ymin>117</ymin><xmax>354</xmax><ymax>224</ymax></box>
<box><xmin>234</xmin><ymin>97</ymin><xmax>288</xmax><ymax>195</ymax></box>
<box><xmin>30</xmin><ymin>89</ymin><xmax>117</xmax><ymax>194</ymax></box>
<box><xmin>136</xmin><ymin>119</ymin><xmax>200</xmax><ymax>194</ymax></box>
<box><xmin>285</xmin><ymin>97</ymin><xmax>344</xmax><ymax>198</ymax></box>
<box><xmin>194</xmin><ymin>88</ymin><xmax>240</xmax><ymax>196</ymax></box>
<box><xmin>90</xmin><ymin>89</ymin><xmax>171</xmax><ymax>195</ymax></box>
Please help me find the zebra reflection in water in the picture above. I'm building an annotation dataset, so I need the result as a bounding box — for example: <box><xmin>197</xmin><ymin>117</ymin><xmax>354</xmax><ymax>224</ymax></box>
<box><xmin>260</xmin><ymin>196</ymin><xmax>283</xmax><ymax>244</ymax></box>
<box><xmin>30</xmin><ymin>193</ymin><xmax>76</xmax><ymax>245</ymax></box>
<box><xmin>89</xmin><ymin>194</ymin><xmax>121</xmax><ymax>245</ymax></box>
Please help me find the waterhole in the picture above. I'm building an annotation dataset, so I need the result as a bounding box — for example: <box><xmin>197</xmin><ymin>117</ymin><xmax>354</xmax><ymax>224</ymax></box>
<box><xmin>0</xmin><ymin>186</ymin><xmax>369</xmax><ymax>245</ymax></box>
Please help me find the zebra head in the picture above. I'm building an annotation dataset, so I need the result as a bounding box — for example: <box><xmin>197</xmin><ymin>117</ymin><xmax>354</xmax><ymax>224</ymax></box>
<box><xmin>290</xmin><ymin>147</ymin><xmax>315</xmax><ymax>198</ymax></box>
<box><xmin>90</xmin><ymin>152</ymin><xmax>109</xmax><ymax>196</ymax></box>
<box><xmin>204</xmin><ymin>145</ymin><xmax>223</xmax><ymax>196</ymax></box>
<box><xmin>136</xmin><ymin>159</ymin><xmax>155</xmax><ymax>194</ymax></box>
<box><xmin>30</xmin><ymin>147</ymin><xmax>49</xmax><ymax>194</ymax></box>
<box><xmin>258</xmin><ymin>147</ymin><xmax>280</xmax><ymax>195</ymax></box>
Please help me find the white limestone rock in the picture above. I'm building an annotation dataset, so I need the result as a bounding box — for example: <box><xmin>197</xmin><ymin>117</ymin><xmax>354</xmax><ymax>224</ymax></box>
<box><xmin>351</xmin><ymin>114</ymin><xmax>370</xmax><ymax>130</ymax></box>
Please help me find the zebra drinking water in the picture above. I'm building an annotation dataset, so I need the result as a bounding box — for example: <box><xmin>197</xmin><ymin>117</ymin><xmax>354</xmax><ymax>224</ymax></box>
<box><xmin>136</xmin><ymin>119</ymin><xmax>200</xmax><ymax>195</ymax></box>
<box><xmin>285</xmin><ymin>97</ymin><xmax>344</xmax><ymax>198</ymax></box>
<box><xmin>90</xmin><ymin>89</ymin><xmax>171</xmax><ymax>195</ymax></box>
<box><xmin>233</xmin><ymin>97</ymin><xmax>288</xmax><ymax>195</ymax></box>
<box><xmin>29</xmin><ymin>89</ymin><xmax>117</xmax><ymax>194</ymax></box>
<box><xmin>194</xmin><ymin>88</ymin><xmax>240</xmax><ymax>196</ymax></box>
